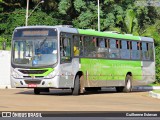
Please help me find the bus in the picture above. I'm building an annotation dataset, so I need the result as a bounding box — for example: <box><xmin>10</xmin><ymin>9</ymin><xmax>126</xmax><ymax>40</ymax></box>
<box><xmin>10</xmin><ymin>25</ymin><xmax>155</xmax><ymax>95</ymax></box>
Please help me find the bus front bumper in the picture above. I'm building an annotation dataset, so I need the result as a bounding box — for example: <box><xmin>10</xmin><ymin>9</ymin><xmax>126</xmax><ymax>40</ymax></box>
<box><xmin>10</xmin><ymin>75</ymin><xmax>60</xmax><ymax>88</ymax></box>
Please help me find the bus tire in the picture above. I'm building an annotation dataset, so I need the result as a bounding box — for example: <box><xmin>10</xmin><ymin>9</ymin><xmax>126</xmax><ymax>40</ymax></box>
<box><xmin>116</xmin><ymin>75</ymin><xmax>132</xmax><ymax>93</ymax></box>
<box><xmin>34</xmin><ymin>88</ymin><xmax>40</xmax><ymax>95</ymax></box>
<box><xmin>72</xmin><ymin>75</ymin><xmax>81</xmax><ymax>95</ymax></box>
<box><xmin>123</xmin><ymin>75</ymin><xmax>132</xmax><ymax>92</ymax></box>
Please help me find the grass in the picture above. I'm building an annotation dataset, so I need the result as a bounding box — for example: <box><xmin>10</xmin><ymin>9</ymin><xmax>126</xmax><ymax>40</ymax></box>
<box><xmin>152</xmin><ymin>90</ymin><xmax>160</xmax><ymax>94</ymax></box>
<box><xmin>148</xmin><ymin>82</ymin><xmax>160</xmax><ymax>86</ymax></box>
<box><xmin>0</xmin><ymin>46</ymin><xmax>11</xmax><ymax>50</ymax></box>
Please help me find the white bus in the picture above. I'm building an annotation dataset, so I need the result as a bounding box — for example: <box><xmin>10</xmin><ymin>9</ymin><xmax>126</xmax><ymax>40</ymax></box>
<box><xmin>10</xmin><ymin>25</ymin><xmax>155</xmax><ymax>95</ymax></box>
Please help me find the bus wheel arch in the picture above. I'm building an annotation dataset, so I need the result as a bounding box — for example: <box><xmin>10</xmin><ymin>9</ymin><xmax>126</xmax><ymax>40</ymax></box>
<box><xmin>72</xmin><ymin>71</ymin><xmax>84</xmax><ymax>95</ymax></box>
<box><xmin>126</xmin><ymin>72</ymin><xmax>132</xmax><ymax>77</ymax></box>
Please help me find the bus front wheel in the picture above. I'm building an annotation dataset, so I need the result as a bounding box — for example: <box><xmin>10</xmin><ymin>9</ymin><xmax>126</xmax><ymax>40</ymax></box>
<box><xmin>72</xmin><ymin>75</ymin><xmax>83</xmax><ymax>95</ymax></box>
<box><xmin>34</xmin><ymin>88</ymin><xmax>40</xmax><ymax>94</ymax></box>
<box><xmin>116</xmin><ymin>75</ymin><xmax>132</xmax><ymax>93</ymax></box>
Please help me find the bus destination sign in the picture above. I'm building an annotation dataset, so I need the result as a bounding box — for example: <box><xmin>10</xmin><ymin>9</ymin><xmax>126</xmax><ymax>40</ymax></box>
<box><xmin>22</xmin><ymin>30</ymin><xmax>49</xmax><ymax>36</ymax></box>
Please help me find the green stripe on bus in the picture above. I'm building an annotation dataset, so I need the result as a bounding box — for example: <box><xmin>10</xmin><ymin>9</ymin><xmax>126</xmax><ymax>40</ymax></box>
<box><xmin>78</xmin><ymin>29</ymin><xmax>141</xmax><ymax>41</ymax></box>
<box><xmin>80</xmin><ymin>58</ymin><xmax>142</xmax><ymax>81</ymax></box>
<box><xmin>29</xmin><ymin>68</ymin><xmax>54</xmax><ymax>77</ymax></box>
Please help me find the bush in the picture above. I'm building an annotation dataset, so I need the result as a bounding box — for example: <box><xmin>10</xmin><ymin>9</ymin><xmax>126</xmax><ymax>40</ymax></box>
<box><xmin>155</xmin><ymin>46</ymin><xmax>160</xmax><ymax>83</ymax></box>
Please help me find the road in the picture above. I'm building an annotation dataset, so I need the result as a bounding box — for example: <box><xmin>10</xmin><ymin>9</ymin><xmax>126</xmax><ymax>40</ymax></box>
<box><xmin>0</xmin><ymin>88</ymin><xmax>160</xmax><ymax>111</ymax></box>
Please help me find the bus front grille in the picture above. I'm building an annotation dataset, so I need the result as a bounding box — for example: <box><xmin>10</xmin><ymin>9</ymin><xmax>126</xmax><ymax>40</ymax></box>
<box><xmin>24</xmin><ymin>80</ymin><xmax>41</xmax><ymax>84</ymax></box>
<box><xmin>23</xmin><ymin>76</ymin><xmax>44</xmax><ymax>78</ymax></box>
<box><xmin>19</xmin><ymin>70</ymin><xmax>47</xmax><ymax>74</ymax></box>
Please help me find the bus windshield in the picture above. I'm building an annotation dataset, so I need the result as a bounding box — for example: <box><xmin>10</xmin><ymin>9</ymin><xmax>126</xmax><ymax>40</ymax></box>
<box><xmin>12</xmin><ymin>29</ymin><xmax>58</xmax><ymax>67</ymax></box>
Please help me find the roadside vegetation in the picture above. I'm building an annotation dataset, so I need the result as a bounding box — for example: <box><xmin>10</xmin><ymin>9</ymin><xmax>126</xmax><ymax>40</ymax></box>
<box><xmin>153</xmin><ymin>90</ymin><xmax>160</xmax><ymax>94</ymax></box>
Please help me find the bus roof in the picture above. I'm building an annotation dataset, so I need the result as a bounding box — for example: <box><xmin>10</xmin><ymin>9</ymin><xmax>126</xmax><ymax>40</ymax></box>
<box><xmin>78</xmin><ymin>29</ymin><xmax>141</xmax><ymax>41</ymax></box>
<box><xmin>15</xmin><ymin>26</ymin><xmax>55</xmax><ymax>30</ymax></box>
<box><xmin>14</xmin><ymin>26</ymin><xmax>153</xmax><ymax>42</ymax></box>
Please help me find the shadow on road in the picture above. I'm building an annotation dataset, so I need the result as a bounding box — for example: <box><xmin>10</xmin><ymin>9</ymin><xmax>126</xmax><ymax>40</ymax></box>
<box><xmin>15</xmin><ymin>88</ymin><xmax>151</xmax><ymax>96</ymax></box>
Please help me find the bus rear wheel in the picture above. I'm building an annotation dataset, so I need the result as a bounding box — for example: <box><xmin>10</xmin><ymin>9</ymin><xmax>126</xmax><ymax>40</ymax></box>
<box><xmin>123</xmin><ymin>75</ymin><xmax>132</xmax><ymax>92</ymax></box>
<box><xmin>116</xmin><ymin>75</ymin><xmax>132</xmax><ymax>93</ymax></box>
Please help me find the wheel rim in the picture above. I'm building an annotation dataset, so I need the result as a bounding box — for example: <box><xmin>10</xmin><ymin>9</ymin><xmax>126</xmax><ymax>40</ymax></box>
<box><xmin>126</xmin><ymin>79</ymin><xmax>131</xmax><ymax>90</ymax></box>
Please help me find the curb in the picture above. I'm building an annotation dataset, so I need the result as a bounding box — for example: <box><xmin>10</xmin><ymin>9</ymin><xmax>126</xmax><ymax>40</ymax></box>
<box><xmin>149</xmin><ymin>91</ymin><xmax>160</xmax><ymax>99</ymax></box>
<box><xmin>0</xmin><ymin>85</ymin><xmax>12</xmax><ymax>89</ymax></box>
<box><xmin>133</xmin><ymin>86</ymin><xmax>160</xmax><ymax>99</ymax></box>
<box><xmin>133</xmin><ymin>86</ymin><xmax>160</xmax><ymax>90</ymax></box>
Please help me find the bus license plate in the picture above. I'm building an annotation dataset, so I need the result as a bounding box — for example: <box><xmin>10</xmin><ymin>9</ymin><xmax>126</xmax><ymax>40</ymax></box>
<box><xmin>28</xmin><ymin>84</ymin><xmax>37</xmax><ymax>87</ymax></box>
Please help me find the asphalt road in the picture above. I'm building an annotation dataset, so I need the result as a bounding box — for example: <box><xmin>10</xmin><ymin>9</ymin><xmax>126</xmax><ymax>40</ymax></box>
<box><xmin>0</xmin><ymin>88</ymin><xmax>160</xmax><ymax>111</ymax></box>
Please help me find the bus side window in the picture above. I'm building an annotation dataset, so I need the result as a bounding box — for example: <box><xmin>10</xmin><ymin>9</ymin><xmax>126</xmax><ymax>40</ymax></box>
<box><xmin>73</xmin><ymin>35</ymin><xmax>80</xmax><ymax>56</ymax></box>
<box><xmin>120</xmin><ymin>40</ymin><xmax>130</xmax><ymax>59</ymax></box>
<box><xmin>98</xmin><ymin>38</ymin><xmax>105</xmax><ymax>48</ymax></box>
<box><xmin>109</xmin><ymin>39</ymin><xmax>120</xmax><ymax>59</ymax></box>
<box><xmin>148</xmin><ymin>43</ymin><xmax>154</xmax><ymax>60</ymax></box>
<box><xmin>79</xmin><ymin>36</ymin><xmax>84</xmax><ymax>56</ymax></box>
<box><xmin>131</xmin><ymin>41</ymin><xmax>140</xmax><ymax>60</ymax></box>
<box><xmin>97</xmin><ymin>38</ymin><xmax>106</xmax><ymax>58</ymax></box>
<box><xmin>60</xmin><ymin>34</ymin><xmax>71</xmax><ymax>63</ymax></box>
<box><xmin>84</xmin><ymin>36</ymin><xmax>97</xmax><ymax>57</ymax></box>
<box><xmin>142</xmin><ymin>42</ymin><xmax>150</xmax><ymax>60</ymax></box>
<box><xmin>73</xmin><ymin>35</ymin><xmax>84</xmax><ymax>57</ymax></box>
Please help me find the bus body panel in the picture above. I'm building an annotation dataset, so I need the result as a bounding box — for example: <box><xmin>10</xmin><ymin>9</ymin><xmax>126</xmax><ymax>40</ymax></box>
<box><xmin>58</xmin><ymin>58</ymin><xmax>80</xmax><ymax>88</ymax></box>
<box><xmin>141</xmin><ymin>37</ymin><xmax>155</xmax><ymax>85</ymax></box>
<box><xmin>80</xmin><ymin>58</ymin><xmax>143</xmax><ymax>87</ymax></box>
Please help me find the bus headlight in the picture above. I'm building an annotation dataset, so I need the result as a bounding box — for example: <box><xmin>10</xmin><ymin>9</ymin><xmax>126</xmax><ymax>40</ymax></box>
<box><xmin>44</xmin><ymin>71</ymin><xmax>56</xmax><ymax>79</ymax></box>
<box><xmin>11</xmin><ymin>70</ymin><xmax>23</xmax><ymax>79</ymax></box>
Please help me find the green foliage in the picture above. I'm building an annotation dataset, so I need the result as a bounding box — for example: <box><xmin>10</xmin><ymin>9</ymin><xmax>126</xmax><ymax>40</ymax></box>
<box><xmin>74</xmin><ymin>0</ymin><xmax>86</xmax><ymax>13</ymax></box>
<box><xmin>105</xmin><ymin>13</ymin><xmax>115</xmax><ymax>28</ymax></box>
<box><xmin>155</xmin><ymin>46</ymin><xmax>160</xmax><ymax>83</ymax></box>
<box><xmin>104</xmin><ymin>0</ymin><xmax>115</xmax><ymax>5</ymax></box>
<box><xmin>124</xmin><ymin>9</ymin><xmax>139</xmax><ymax>35</ymax></box>
<box><xmin>28</xmin><ymin>9</ymin><xmax>61</xmax><ymax>26</ymax></box>
<box><xmin>141</xmin><ymin>20</ymin><xmax>160</xmax><ymax>46</ymax></box>
<box><xmin>73</xmin><ymin>1</ymin><xmax>98</xmax><ymax>30</ymax></box>
<box><xmin>0</xmin><ymin>8</ymin><xmax>62</xmax><ymax>45</ymax></box>
<box><xmin>58</xmin><ymin>0</ymin><xmax>71</xmax><ymax>14</ymax></box>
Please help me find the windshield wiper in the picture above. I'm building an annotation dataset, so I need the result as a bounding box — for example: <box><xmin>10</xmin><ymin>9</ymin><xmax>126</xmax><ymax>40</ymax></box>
<box><xmin>40</xmin><ymin>36</ymin><xmax>47</xmax><ymax>48</ymax></box>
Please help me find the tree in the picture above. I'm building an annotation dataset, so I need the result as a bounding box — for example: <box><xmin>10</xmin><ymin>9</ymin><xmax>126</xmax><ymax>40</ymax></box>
<box><xmin>155</xmin><ymin>46</ymin><xmax>160</xmax><ymax>83</ymax></box>
<box><xmin>123</xmin><ymin>9</ymin><xmax>139</xmax><ymax>35</ymax></box>
<box><xmin>141</xmin><ymin>20</ymin><xmax>160</xmax><ymax>45</ymax></box>
<box><xmin>73</xmin><ymin>1</ymin><xmax>99</xmax><ymax>29</ymax></box>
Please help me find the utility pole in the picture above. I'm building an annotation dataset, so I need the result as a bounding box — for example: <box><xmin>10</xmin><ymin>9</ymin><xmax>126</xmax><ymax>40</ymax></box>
<box><xmin>98</xmin><ymin>0</ymin><xmax>100</xmax><ymax>31</ymax></box>
<box><xmin>25</xmin><ymin>0</ymin><xmax>29</xmax><ymax>26</ymax></box>
<box><xmin>25</xmin><ymin>0</ymin><xmax>44</xmax><ymax>26</ymax></box>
